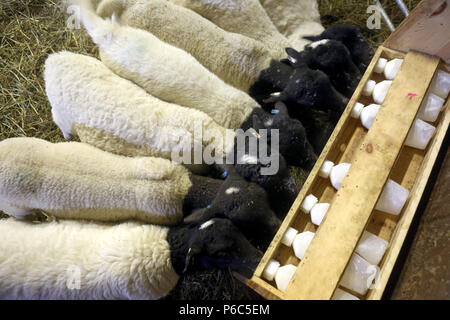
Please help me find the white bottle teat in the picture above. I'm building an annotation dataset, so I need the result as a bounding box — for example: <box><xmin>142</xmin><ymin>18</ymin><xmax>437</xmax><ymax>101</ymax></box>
<box><xmin>300</xmin><ymin>194</ymin><xmax>318</xmax><ymax>213</ymax></box>
<box><xmin>319</xmin><ymin>161</ymin><xmax>351</xmax><ymax>190</ymax></box>
<box><xmin>262</xmin><ymin>259</ymin><xmax>297</xmax><ymax>292</ymax></box>
<box><xmin>362</xmin><ymin>80</ymin><xmax>376</xmax><ymax>96</ymax></box>
<box><xmin>292</xmin><ymin>231</ymin><xmax>315</xmax><ymax>260</ymax></box>
<box><xmin>310</xmin><ymin>203</ymin><xmax>330</xmax><ymax>226</ymax></box>
<box><xmin>281</xmin><ymin>227</ymin><xmax>298</xmax><ymax>247</ymax></box>
<box><xmin>373</xmin><ymin>80</ymin><xmax>392</xmax><ymax>104</ymax></box>
<box><xmin>383</xmin><ymin>58</ymin><xmax>403</xmax><ymax>80</ymax></box>
<box><xmin>281</xmin><ymin>226</ymin><xmax>317</xmax><ymax>260</ymax></box>
<box><xmin>373</xmin><ymin>57</ymin><xmax>387</xmax><ymax>74</ymax></box>
<box><xmin>351</xmin><ymin>103</ymin><xmax>381</xmax><ymax>129</ymax></box>
<box><xmin>298</xmin><ymin>194</ymin><xmax>331</xmax><ymax>225</ymax></box>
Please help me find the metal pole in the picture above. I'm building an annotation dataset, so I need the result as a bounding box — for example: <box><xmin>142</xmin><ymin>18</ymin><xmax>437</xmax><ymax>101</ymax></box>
<box><xmin>376</xmin><ymin>1</ymin><xmax>396</xmax><ymax>32</ymax></box>
<box><xmin>395</xmin><ymin>0</ymin><xmax>410</xmax><ymax>16</ymax></box>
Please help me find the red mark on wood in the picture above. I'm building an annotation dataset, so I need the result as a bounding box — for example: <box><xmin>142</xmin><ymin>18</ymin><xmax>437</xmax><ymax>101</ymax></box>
<box><xmin>430</xmin><ymin>2</ymin><xmax>447</xmax><ymax>17</ymax></box>
<box><xmin>407</xmin><ymin>93</ymin><xmax>418</xmax><ymax>100</ymax></box>
<box><xmin>366</xmin><ymin>144</ymin><xmax>373</xmax><ymax>153</ymax></box>
<box><xmin>350</xmin><ymin>98</ymin><xmax>356</xmax><ymax>102</ymax></box>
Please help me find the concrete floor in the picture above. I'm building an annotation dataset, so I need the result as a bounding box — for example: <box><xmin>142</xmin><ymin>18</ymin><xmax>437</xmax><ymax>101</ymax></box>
<box><xmin>387</xmin><ymin>137</ymin><xmax>449</xmax><ymax>300</ymax></box>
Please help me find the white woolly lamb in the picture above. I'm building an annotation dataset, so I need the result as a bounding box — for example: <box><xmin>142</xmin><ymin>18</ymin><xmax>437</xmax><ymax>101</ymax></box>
<box><xmin>0</xmin><ymin>217</ymin><xmax>262</xmax><ymax>299</ymax></box>
<box><xmin>168</xmin><ymin>0</ymin><xmax>291</xmax><ymax>56</ymax></box>
<box><xmin>0</xmin><ymin>137</ymin><xmax>215</xmax><ymax>224</ymax></box>
<box><xmin>77</xmin><ymin>2</ymin><xmax>256</xmax><ymax>130</ymax></box>
<box><xmin>95</xmin><ymin>0</ymin><xmax>279</xmax><ymax>91</ymax></box>
<box><xmin>44</xmin><ymin>51</ymin><xmax>233</xmax><ymax>168</ymax></box>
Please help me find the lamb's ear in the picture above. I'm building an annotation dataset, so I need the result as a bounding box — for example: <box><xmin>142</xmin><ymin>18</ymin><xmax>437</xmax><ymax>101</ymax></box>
<box><xmin>183</xmin><ymin>208</ymin><xmax>216</xmax><ymax>224</ymax></box>
<box><xmin>285</xmin><ymin>48</ymin><xmax>300</xmax><ymax>61</ymax></box>
<box><xmin>182</xmin><ymin>246</ymin><xmax>201</xmax><ymax>274</ymax></box>
<box><xmin>280</xmin><ymin>58</ymin><xmax>292</xmax><ymax>66</ymax></box>
<box><xmin>274</xmin><ymin>101</ymin><xmax>289</xmax><ymax>117</ymax></box>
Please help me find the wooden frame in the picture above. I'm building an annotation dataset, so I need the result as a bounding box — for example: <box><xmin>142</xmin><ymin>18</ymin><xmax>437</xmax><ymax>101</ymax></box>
<box><xmin>240</xmin><ymin>0</ymin><xmax>450</xmax><ymax>294</ymax></box>
<box><xmin>384</xmin><ymin>0</ymin><xmax>450</xmax><ymax>64</ymax></box>
<box><xmin>243</xmin><ymin>45</ymin><xmax>449</xmax><ymax>300</ymax></box>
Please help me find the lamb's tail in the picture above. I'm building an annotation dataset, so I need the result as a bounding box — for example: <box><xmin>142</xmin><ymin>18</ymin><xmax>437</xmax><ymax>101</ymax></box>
<box><xmin>71</xmin><ymin>0</ymin><xmax>119</xmax><ymax>46</ymax></box>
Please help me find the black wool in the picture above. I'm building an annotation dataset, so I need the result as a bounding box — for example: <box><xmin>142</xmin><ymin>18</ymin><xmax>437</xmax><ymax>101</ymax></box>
<box><xmin>304</xmin><ymin>24</ymin><xmax>375</xmax><ymax>73</ymax></box>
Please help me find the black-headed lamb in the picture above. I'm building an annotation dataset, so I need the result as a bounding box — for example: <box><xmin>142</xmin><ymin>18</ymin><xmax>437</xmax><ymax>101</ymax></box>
<box><xmin>0</xmin><ymin>217</ymin><xmax>262</xmax><ymax>299</ymax></box>
<box><xmin>283</xmin><ymin>40</ymin><xmax>362</xmax><ymax>98</ymax></box>
<box><xmin>184</xmin><ymin>167</ymin><xmax>281</xmax><ymax>243</ymax></box>
<box><xmin>304</xmin><ymin>24</ymin><xmax>375</xmax><ymax>73</ymax></box>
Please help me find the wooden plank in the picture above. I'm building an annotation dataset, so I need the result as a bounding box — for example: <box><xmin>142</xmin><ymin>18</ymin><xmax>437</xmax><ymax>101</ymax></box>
<box><xmin>242</xmin><ymin>275</ymin><xmax>284</xmax><ymax>300</ymax></box>
<box><xmin>367</xmin><ymin>100</ymin><xmax>450</xmax><ymax>300</ymax></box>
<box><xmin>384</xmin><ymin>0</ymin><xmax>450</xmax><ymax>64</ymax></box>
<box><xmin>283</xmin><ymin>51</ymin><xmax>440</xmax><ymax>300</ymax></box>
<box><xmin>252</xmin><ymin>46</ymin><xmax>386</xmax><ymax>281</ymax></box>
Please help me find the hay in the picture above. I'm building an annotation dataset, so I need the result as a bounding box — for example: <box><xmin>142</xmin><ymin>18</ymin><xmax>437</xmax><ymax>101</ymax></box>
<box><xmin>319</xmin><ymin>0</ymin><xmax>421</xmax><ymax>46</ymax></box>
<box><xmin>0</xmin><ymin>0</ymin><xmax>421</xmax><ymax>299</ymax></box>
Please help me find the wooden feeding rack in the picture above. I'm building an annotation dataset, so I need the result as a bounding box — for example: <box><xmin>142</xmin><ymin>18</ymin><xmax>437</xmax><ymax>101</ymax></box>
<box><xmin>240</xmin><ymin>0</ymin><xmax>450</xmax><ymax>300</ymax></box>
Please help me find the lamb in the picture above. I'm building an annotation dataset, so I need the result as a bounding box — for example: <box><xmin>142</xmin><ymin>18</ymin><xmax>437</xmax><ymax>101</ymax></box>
<box><xmin>95</xmin><ymin>0</ymin><xmax>281</xmax><ymax>91</ymax></box>
<box><xmin>184</xmin><ymin>167</ymin><xmax>281</xmax><ymax>243</ymax></box>
<box><xmin>77</xmin><ymin>5</ymin><xmax>317</xmax><ymax>170</ymax></box>
<box><xmin>167</xmin><ymin>0</ymin><xmax>291</xmax><ymax>56</ymax></box>
<box><xmin>44</xmin><ymin>51</ymin><xmax>233</xmax><ymax>171</ymax></box>
<box><xmin>249</xmin><ymin>42</ymin><xmax>357</xmax><ymax>119</ymax></box>
<box><xmin>283</xmin><ymin>40</ymin><xmax>362</xmax><ymax>98</ymax></box>
<box><xmin>304</xmin><ymin>24</ymin><xmax>375</xmax><ymax>72</ymax></box>
<box><xmin>257</xmin><ymin>64</ymin><xmax>349</xmax><ymax>120</ymax></box>
<box><xmin>259</xmin><ymin>0</ymin><xmax>325</xmax><ymax>51</ymax></box>
<box><xmin>0</xmin><ymin>137</ymin><xmax>223</xmax><ymax>224</ymax></box>
<box><xmin>0</xmin><ymin>217</ymin><xmax>262</xmax><ymax>299</ymax></box>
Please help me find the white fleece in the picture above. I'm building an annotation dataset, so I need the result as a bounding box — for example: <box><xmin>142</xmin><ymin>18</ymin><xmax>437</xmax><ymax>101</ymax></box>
<box><xmin>169</xmin><ymin>0</ymin><xmax>291</xmax><ymax>57</ymax></box>
<box><xmin>44</xmin><ymin>51</ymin><xmax>232</xmax><ymax>164</ymax></box>
<box><xmin>95</xmin><ymin>0</ymin><xmax>277</xmax><ymax>91</ymax></box>
<box><xmin>78</xmin><ymin>4</ymin><xmax>256</xmax><ymax>130</ymax></box>
<box><xmin>0</xmin><ymin>137</ymin><xmax>192</xmax><ymax>224</ymax></box>
<box><xmin>0</xmin><ymin>218</ymin><xmax>179</xmax><ymax>299</ymax></box>
<box><xmin>260</xmin><ymin>0</ymin><xmax>324</xmax><ymax>51</ymax></box>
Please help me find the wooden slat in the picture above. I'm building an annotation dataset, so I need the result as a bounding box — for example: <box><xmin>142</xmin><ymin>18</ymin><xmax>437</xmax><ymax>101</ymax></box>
<box><xmin>367</xmin><ymin>100</ymin><xmax>450</xmax><ymax>300</ymax></box>
<box><xmin>252</xmin><ymin>46</ymin><xmax>386</xmax><ymax>282</ymax></box>
<box><xmin>283</xmin><ymin>51</ymin><xmax>440</xmax><ymax>300</ymax></box>
<box><xmin>242</xmin><ymin>276</ymin><xmax>284</xmax><ymax>300</ymax></box>
<box><xmin>384</xmin><ymin>0</ymin><xmax>450</xmax><ymax>64</ymax></box>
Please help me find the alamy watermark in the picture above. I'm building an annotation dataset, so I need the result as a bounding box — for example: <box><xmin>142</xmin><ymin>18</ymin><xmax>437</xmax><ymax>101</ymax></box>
<box><xmin>170</xmin><ymin>120</ymin><xmax>280</xmax><ymax>176</ymax></box>
<box><xmin>366</xmin><ymin>5</ymin><xmax>382</xmax><ymax>30</ymax></box>
<box><xmin>67</xmin><ymin>5</ymin><xmax>81</xmax><ymax>29</ymax></box>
